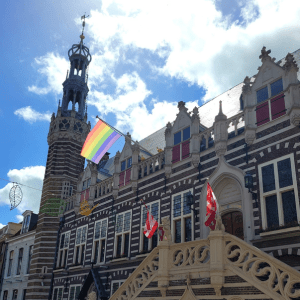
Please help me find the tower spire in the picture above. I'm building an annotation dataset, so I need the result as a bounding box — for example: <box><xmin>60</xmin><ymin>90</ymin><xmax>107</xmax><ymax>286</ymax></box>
<box><xmin>60</xmin><ymin>16</ymin><xmax>92</xmax><ymax>121</ymax></box>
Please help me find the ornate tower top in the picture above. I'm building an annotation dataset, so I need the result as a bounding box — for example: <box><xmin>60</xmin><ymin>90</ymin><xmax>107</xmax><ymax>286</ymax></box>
<box><xmin>58</xmin><ymin>15</ymin><xmax>92</xmax><ymax>121</ymax></box>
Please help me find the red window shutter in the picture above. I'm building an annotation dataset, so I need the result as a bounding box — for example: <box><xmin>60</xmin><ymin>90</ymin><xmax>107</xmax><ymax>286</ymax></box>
<box><xmin>256</xmin><ymin>101</ymin><xmax>270</xmax><ymax>126</ymax></box>
<box><xmin>125</xmin><ymin>168</ymin><xmax>131</xmax><ymax>185</ymax></box>
<box><xmin>85</xmin><ymin>188</ymin><xmax>90</xmax><ymax>201</ymax></box>
<box><xmin>172</xmin><ymin>144</ymin><xmax>180</xmax><ymax>163</ymax></box>
<box><xmin>182</xmin><ymin>140</ymin><xmax>190</xmax><ymax>160</ymax></box>
<box><xmin>271</xmin><ymin>93</ymin><xmax>286</xmax><ymax>120</ymax></box>
<box><xmin>119</xmin><ymin>171</ymin><xmax>125</xmax><ymax>187</ymax></box>
<box><xmin>80</xmin><ymin>192</ymin><xmax>85</xmax><ymax>203</ymax></box>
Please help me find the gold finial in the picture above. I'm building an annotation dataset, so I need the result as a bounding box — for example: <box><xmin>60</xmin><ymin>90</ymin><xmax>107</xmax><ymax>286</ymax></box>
<box><xmin>141</xmin><ymin>155</ymin><xmax>145</xmax><ymax>161</ymax></box>
<box><xmin>157</xmin><ymin>147</ymin><xmax>163</xmax><ymax>153</ymax></box>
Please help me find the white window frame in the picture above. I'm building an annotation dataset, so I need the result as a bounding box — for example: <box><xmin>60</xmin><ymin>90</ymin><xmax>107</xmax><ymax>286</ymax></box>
<box><xmin>92</xmin><ymin>218</ymin><xmax>108</xmax><ymax>264</ymax></box>
<box><xmin>21</xmin><ymin>214</ymin><xmax>31</xmax><ymax>234</ymax></box>
<box><xmin>111</xmin><ymin>280</ymin><xmax>125</xmax><ymax>297</ymax></box>
<box><xmin>68</xmin><ymin>284</ymin><xmax>81</xmax><ymax>300</ymax></box>
<box><xmin>6</xmin><ymin>250</ymin><xmax>14</xmax><ymax>277</ymax></box>
<box><xmin>73</xmin><ymin>225</ymin><xmax>87</xmax><ymax>265</ymax></box>
<box><xmin>258</xmin><ymin>153</ymin><xmax>300</xmax><ymax>229</ymax></box>
<box><xmin>173</xmin><ymin>126</ymin><xmax>191</xmax><ymax>161</ymax></box>
<box><xmin>171</xmin><ymin>188</ymin><xmax>194</xmax><ymax>243</ymax></box>
<box><xmin>255</xmin><ymin>77</ymin><xmax>284</xmax><ymax>121</ymax></box>
<box><xmin>139</xmin><ymin>200</ymin><xmax>160</xmax><ymax>253</ymax></box>
<box><xmin>57</xmin><ymin>231</ymin><xmax>70</xmax><ymax>268</ymax></box>
<box><xmin>16</xmin><ymin>247</ymin><xmax>23</xmax><ymax>276</ymax></box>
<box><xmin>52</xmin><ymin>286</ymin><xmax>64</xmax><ymax>300</ymax></box>
<box><xmin>114</xmin><ymin>210</ymin><xmax>132</xmax><ymax>258</ymax></box>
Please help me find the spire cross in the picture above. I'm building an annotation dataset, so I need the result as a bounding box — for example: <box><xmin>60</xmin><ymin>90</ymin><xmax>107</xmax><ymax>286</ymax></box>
<box><xmin>81</xmin><ymin>14</ymin><xmax>89</xmax><ymax>37</ymax></box>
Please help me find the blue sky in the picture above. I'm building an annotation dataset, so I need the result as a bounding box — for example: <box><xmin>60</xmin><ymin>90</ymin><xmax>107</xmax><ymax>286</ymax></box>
<box><xmin>1</xmin><ymin>0</ymin><xmax>300</xmax><ymax>228</ymax></box>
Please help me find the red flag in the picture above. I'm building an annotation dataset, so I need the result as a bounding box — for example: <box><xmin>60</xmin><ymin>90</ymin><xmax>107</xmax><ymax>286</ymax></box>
<box><xmin>158</xmin><ymin>226</ymin><xmax>165</xmax><ymax>241</ymax></box>
<box><xmin>143</xmin><ymin>212</ymin><xmax>158</xmax><ymax>239</ymax></box>
<box><xmin>204</xmin><ymin>182</ymin><xmax>218</xmax><ymax>230</ymax></box>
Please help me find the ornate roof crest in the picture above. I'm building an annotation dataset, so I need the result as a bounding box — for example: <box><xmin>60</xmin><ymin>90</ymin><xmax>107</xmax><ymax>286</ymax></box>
<box><xmin>283</xmin><ymin>53</ymin><xmax>299</xmax><ymax>72</ymax></box>
<box><xmin>259</xmin><ymin>46</ymin><xmax>272</xmax><ymax>62</ymax></box>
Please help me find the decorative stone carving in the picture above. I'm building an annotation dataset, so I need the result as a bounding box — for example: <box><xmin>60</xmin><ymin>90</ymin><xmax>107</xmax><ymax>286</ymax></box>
<box><xmin>160</xmin><ymin>216</ymin><xmax>172</xmax><ymax>241</ymax></box>
<box><xmin>214</xmin><ymin>214</ymin><xmax>225</xmax><ymax>232</ymax></box>
<box><xmin>290</xmin><ymin>112</ymin><xmax>300</xmax><ymax>127</ymax></box>
<box><xmin>215</xmin><ymin>142</ymin><xmax>227</xmax><ymax>157</ymax></box>
<box><xmin>164</xmin><ymin>122</ymin><xmax>172</xmax><ymax>137</ymax></box>
<box><xmin>245</xmin><ymin>129</ymin><xmax>256</xmax><ymax>145</ymax></box>
<box><xmin>177</xmin><ymin>101</ymin><xmax>187</xmax><ymax>112</ymax></box>
<box><xmin>259</xmin><ymin>46</ymin><xmax>271</xmax><ymax>62</ymax></box>
<box><xmin>87</xmin><ymin>291</ymin><xmax>97</xmax><ymax>300</ymax></box>
<box><xmin>114</xmin><ymin>151</ymin><xmax>121</xmax><ymax>164</ymax></box>
<box><xmin>283</xmin><ymin>53</ymin><xmax>299</xmax><ymax>73</ymax></box>
<box><xmin>191</xmin><ymin>106</ymin><xmax>200</xmax><ymax>123</ymax></box>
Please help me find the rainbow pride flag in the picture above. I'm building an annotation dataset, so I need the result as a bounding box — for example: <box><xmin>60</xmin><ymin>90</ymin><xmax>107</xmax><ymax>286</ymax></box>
<box><xmin>81</xmin><ymin>119</ymin><xmax>121</xmax><ymax>164</ymax></box>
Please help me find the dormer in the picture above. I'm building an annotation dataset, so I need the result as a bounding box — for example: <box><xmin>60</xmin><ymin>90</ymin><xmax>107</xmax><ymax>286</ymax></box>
<box><xmin>243</xmin><ymin>47</ymin><xmax>295</xmax><ymax>133</ymax></box>
<box><xmin>21</xmin><ymin>211</ymin><xmax>38</xmax><ymax>234</ymax></box>
<box><xmin>166</xmin><ymin>101</ymin><xmax>192</xmax><ymax>165</ymax></box>
<box><xmin>77</xmin><ymin>161</ymin><xmax>96</xmax><ymax>203</ymax></box>
<box><xmin>117</xmin><ymin>133</ymin><xmax>135</xmax><ymax>188</ymax></box>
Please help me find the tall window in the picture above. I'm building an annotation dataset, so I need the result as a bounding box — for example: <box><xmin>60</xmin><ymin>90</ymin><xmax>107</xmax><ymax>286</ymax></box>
<box><xmin>57</xmin><ymin>232</ymin><xmax>70</xmax><ymax>268</ymax></box>
<box><xmin>68</xmin><ymin>285</ymin><xmax>81</xmax><ymax>300</ymax></box>
<box><xmin>120</xmin><ymin>157</ymin><xmax>132</xmax><ymax>187</ymax></box>
<box><xmin>7</xmin><ymin>250</ymin><xmax>14</xmax><ymax>277</ymax></box>
<box><xmin>111</xmin><ymin>281</ymin><xmax>124</xmax><ymax>296</ymax></box>
<box><xmin>172</xmin><ymin>126</ymin><xmax>190</xmax><ymax>163</ymax></box>
<box><xmin>140</xmin><ymin>201</ymin><xmax>159</xmax><ymax>253</ymax></box>
<box><xmin>22</xmin><ymin>290</ymin><xmax>26</xmax><ymax>300</ymax></box>
<box><xmin>12</xmin><ymin>290</ymin><xmax>18</xmax><ymax>300</ymax></box>
<box><xmin>172</xmin><ymin>190</ymin><xmax>193</xmax><ymax>243</ymax></box>
<box><xmin>52</xmin><ymin>287</ymin><xmax>63</xmax><ymax>300</ymax></box>
<box><xmin>256</xmin><ymin>78</ymin><xmax>285</xmax><ymax>126</ymax></box>
<box><xmin>74</xmin><ymin>226</ymin><xmax>87</xmax><ymax>265</ymax></box>
<box><xmin>93</xmin><ymin>219</ymin><xmax>107</xmax><ymax>264</ymax></box>
<box><xmin>115</xmin><ymin>211</ymin><xmax>131</xmax><ymax>258</ymax></box>
<box><xmin>259</xmin><ymin>154</ymin><xmax>299</xmax><ymax>230</ymax></box>
<box><xmin>16</xmin><ymin>248</ymin><xmax>23</xmax><ymax>275</ymax></box>
<box><xmin>21</xmin><ymin>215</ymin><xmax>31</xmax><ymax>234</ymax></box>
<box><xmin>26</xmin><ymin>245</ymin><xmax>33</xmax><ymax>274</ymax></box>
<box><xmin>2</xmin><ymin>291</ymin><xmax>8</xmax><ymax>300</ymax></box>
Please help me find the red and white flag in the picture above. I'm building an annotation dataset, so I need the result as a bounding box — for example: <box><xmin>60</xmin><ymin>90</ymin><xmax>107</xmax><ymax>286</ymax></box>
<box><xmin>204</xmin><ymin>182</ymin><xmax>219</xmax><ymax>230</ymax></box>
<box><xmin>143</xmin><ymin>211</ymin><xmax>158</xmax><ymax>238</ymax></box>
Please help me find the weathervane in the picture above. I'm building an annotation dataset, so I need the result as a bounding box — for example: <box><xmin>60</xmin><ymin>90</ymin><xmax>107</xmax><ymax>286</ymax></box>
<box><xmin>80</xmin><ymin>13</ymin><xmax>89</xmax><ymax>41</ymax></box>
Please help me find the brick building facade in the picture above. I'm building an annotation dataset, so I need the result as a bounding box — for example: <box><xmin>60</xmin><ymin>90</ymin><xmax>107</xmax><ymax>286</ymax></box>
<box><xmin>27</xmin><ymin>31</ymin><xmax>300</xmax><ymax>300</ymax></box>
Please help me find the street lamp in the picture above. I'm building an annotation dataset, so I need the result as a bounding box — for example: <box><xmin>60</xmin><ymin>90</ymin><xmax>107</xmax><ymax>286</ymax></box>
<box><xmin>244</xmin><ymin>172</ymin><xmax>257</xmax><ymax>203</ymax></box>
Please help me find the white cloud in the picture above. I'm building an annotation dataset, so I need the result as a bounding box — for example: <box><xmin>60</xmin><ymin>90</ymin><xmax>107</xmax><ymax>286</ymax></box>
<box><xmin>28</xmin><ymin>52</ymin><xmax>69</xmax><ymax>95</ymax></box>
<box><xmin>15</xmin><ymin>215</ymin><xmax>23</xmax><ymax>223</ymax></box>
<box><xmin>85</xmin><ymin>0</ymin><xmax>300</xmax><ymax>102</ymax></box>
<box><xmin>14</xmin><ymin>106</ymin><xmax>52</xmax><ymax>123</ymax></box>
<box><xmin>89</xmin><ymin>72</ymin><xmax>199</xmax><ymax>140</ymax></box>
<box><xmin>0</xmin><ymin>224</ymin><xmax>4</xmax><ymax>229</ymax></box>
<box><xmin>0</xmin><ymin>166</ymin><xmax>45</xmax><ymax>214</ymax></box>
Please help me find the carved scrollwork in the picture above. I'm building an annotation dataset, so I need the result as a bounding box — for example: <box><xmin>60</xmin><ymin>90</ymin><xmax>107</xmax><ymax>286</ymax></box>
<box><xmin>170</xmin><ymin>243</ymin><xmax>210</xmax><ymax>268</ymax></box>
<box><xmin>114</xmin><ymin>251</ymin><xmax>159</xmax><ymax>300</ymax></box>
<box><xmin>225</xmin><ymin>237</ymin><xmax>300</xmax><ymax>299</ymax></box>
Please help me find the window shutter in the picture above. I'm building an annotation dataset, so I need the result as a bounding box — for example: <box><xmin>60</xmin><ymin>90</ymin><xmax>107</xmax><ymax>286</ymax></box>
<box><xmin>271</xmin><ymin>93</ymin><xmax>286</xmax><ymax>120</ymax></box>
<box><xmin>256</xmin><ymin>101</ymin><xmax>270</xmax><ymax>126</ymax></box>
<box><xmin>125</xmin><ymin>168</ymin><xmax>131</xmax><ymax>185</ymax></box>
<box><xmin>119</xmin><ymin>171</ymin><xmax>125</xmax><ymax>187</ymax></box>
<box><xmin>85</xmin><ymin>188</ymin><xmax>89</xmax><ymax>201</ymax></box>
<box><xmin>80</xmin><ymin>192</ymin><xmax>85</xmax><ymax>203</ymax></box>
<box><xmin>182</xmin><ymin>140</ymin><xmax>190</xmax><ymax>160</ymax></box>
<box><xmin>172</xmin><ymin>144</ymin><xmax>180</xmax><ymax>163</ymax></box>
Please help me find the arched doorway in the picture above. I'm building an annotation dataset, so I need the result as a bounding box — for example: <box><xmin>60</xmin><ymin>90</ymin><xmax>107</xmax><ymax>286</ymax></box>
<box><xmin>222</xmin><ymin>211</ymin><xmax>244</xmax><ymax>240</ymax></box>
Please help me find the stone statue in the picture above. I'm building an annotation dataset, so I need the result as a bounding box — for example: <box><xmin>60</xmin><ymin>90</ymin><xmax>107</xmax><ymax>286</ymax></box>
<box><xmin>159</xmin><ymin>216</ymin><xmax>172</xmax><ymax>241</ymax></box>
<box><xmin>87</xmin><ymin>291</ymin><xmax>97</xmax><ymax>300</ymax></box>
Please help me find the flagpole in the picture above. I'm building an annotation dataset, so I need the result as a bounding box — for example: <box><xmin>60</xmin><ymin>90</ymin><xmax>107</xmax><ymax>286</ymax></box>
<box><xmin>96</xmin><ymin>116</ymin><xmax>154</xmax><ymax>155</ymax></box>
